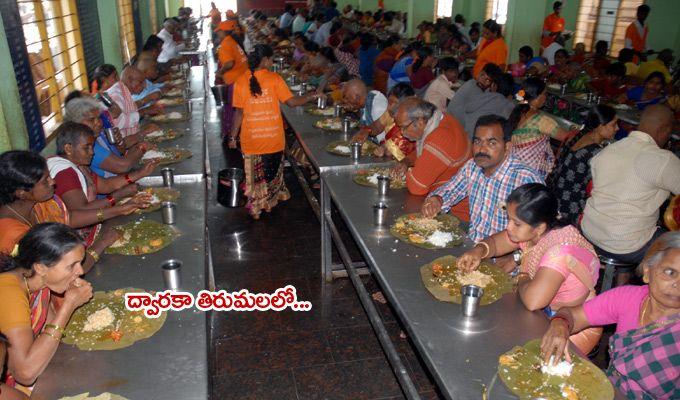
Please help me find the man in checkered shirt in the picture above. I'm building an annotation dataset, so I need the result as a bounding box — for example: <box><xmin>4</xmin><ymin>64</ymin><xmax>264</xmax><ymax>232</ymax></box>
<box><xmin>421</xmin><ymin>114</ymin><xmax>543</xmax><ymax>242</ymax></box>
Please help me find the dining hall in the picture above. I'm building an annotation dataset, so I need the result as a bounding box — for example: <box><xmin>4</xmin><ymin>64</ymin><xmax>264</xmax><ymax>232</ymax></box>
<box><xmin>0</xmin><ymin>0</ymin><xmax>678</xmax><ymax>399</ymax></box>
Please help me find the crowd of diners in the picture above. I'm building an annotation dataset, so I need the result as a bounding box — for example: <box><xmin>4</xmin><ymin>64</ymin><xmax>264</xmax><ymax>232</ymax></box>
<box><xmin>0</xmin><ymin>6</ymin><xmax>204</xmax><ymax>399</ymax></box>
<box><xmin>0</xmin><ymin>1</ymin><xmax>678</xmax><ymax>398</ymax></box>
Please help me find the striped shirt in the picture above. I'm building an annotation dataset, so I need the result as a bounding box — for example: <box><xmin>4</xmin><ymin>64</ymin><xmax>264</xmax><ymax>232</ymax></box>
<box><xmin>430</xmin><ymin>155</ymin><xmax>543</xmax><ymax>241</ymax></box>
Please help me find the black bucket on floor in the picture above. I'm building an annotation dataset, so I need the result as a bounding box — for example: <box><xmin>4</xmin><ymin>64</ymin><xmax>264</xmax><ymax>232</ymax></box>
<box><xmin>211</xmin><ymin>85</ymin><xmax>228</xmax><ymax>107</ymax></box>
<box><xmin>217</xmin><ymin>168</ymin><xmax>244</xmax><ymax>207</ymax></box>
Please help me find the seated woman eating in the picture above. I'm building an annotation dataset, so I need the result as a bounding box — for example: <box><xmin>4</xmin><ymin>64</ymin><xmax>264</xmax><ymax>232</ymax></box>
<box><xmin>541</xmin><ymin>231</ymin><xmax>680</xmax><ymax>400</ymax></box>
<box><xmin>458</xmin><ymin>183</ymin><xmax>602</xmax><ymax>354</ymax></box>
<box><xmin>47</xmin><ymin>122</ymin><xmax>155</xmax><ymax>247</ymax></box>
<box><xmin>620</xmin><ymin>71</ymin><xmax>667</xmax><ymax>111</ymax></box>
<box><xmin>64</xmin><ymin>97</ymin><xmax>151</xmax><ymax>179</ymax></box>
<box><xmin>509</xmin><ymin>78</ymin><xmax>568</xmax><ymax>178</ymax></box>
<box><xmin>0</xmin><ymin>151</ymin><xmax>138</xmax><ymax>271</ymax></box>
<box><xmin>0</xmin><ymin>223</ymin><xmax>93</xmax><ymax>394</ymax></box>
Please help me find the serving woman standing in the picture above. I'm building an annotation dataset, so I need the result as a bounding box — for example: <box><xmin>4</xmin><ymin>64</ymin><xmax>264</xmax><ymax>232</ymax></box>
<box><xmin>0</xmin><ymin>223</ymin><xmax>92</xmax><ymax>394</ymax></box>
<box><xmin>541</xmin><ymin>232</ymin><xmax>680</xmax><ymax>400</ymax></box>
<box><xmin>228</xmin><ymin>44</ymin><xmax>321</xmax><ymax>219</ymax></box>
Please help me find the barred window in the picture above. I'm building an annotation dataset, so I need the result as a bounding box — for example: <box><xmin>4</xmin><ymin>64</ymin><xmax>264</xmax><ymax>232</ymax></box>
<box><xmin>117</xmin><ymin>0</ymin><xmax>137</xmax><ymax>64</ymax></box>
<box><xmin>17</xmin><ymin>0</ymin><xmax>88</xmax><ymax>138</ymax></box>
<box><xmin>573</xmin><ymin>0</ymin><xmax>644</xmax><ymax>54</ymax></box>
<box><xmin>486</xmin><ymin>0</ymin><xmax>509</xmax><ymax>25</ymax></box>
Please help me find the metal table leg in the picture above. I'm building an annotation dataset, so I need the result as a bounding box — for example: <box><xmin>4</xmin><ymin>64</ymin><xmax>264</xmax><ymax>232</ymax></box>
<box><xmin>321</xmin><ymin>177</ymin><xmax>334</xmax><ymax>282</ymax></box>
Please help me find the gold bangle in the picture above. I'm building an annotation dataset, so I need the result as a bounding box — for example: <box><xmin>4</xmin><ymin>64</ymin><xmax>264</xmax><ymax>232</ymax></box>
<box><xmin>475</xmin><ymin>241</ymin><xmax>490</xmax><ymax>258</ymax></box>
<box><xmin>40</xmin><ymin>331</ymin><xmax>61</xmax><ymax>341</ymax></box>
<box><xmin>44</xmin><ymin>323</ymin><xmax>63</xmax><ymax>334</ymax></box>
<box><xmin>97</xmin><ymin>208</ymin><xmax>105</xmax><ymax>223</ymax></box>
<box><xmin>87</xmin><ymin>249</ymin><xmax>100</xmax><ymax>263</ymax></box>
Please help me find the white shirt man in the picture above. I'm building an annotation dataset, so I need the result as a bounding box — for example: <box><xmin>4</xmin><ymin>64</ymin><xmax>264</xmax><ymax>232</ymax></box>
<box><xmin>314</xmin><ymin>21</ymin><xmax>333</xmax><ymax>46</ymax></box>
<box><xmin>157</xmin><ymin>27</ymin><xmax>185</xmax><ymax>63</ymax></box>
<box><xmin>292</xmin><ymin>14</ymin><xmax>306</xmax><ymax>33</ymax></box>
<box><xmin>279</xmin><ymin>11</ymin><xmax>294</xmax><ymax>29</ymax></box>
<box><xmin>543</xmin><ymin>41</ymin><xmax>564</xmax><ymax>65</ymax></box>
<box><xmin>582</xmin><ymin>129</ymin><xmax>680</xmax><ymax>261</ymax></box>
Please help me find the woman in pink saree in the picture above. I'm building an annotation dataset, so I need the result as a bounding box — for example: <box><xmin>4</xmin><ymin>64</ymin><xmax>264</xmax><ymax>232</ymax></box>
<box><xmin>458</xmin><ymin>183</ymin><xmax>602</xmax><ymax>354</ymax></box>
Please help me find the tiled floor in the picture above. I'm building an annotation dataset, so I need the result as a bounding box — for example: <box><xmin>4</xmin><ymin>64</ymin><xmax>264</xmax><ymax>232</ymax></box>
<box><xmin>206</xmin><ymin>129</ymin><xmax>443</xmax><ymax>399</ymax></box>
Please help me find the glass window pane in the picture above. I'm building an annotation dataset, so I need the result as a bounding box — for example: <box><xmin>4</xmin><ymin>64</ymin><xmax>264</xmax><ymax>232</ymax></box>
<box><xmin>22</xmin><ymin>22</ymin><xmax>42</xmax><ymax>46</ymax></box>
<box><xmin>49</xmin><ymin>37</ymin><xmax>64</xmax><ymax>57</ymax></box>
<box><xmin>63</xmin><ymin>16</ymin><xmax>74</xmax><ymax>31</ymax></box>
<box><xmin>45</xmin><ymin>17</ymin><xmax>59</xmax><ymax>38</ymax></box>
<box><xmin>42</xmin><ymin>1</ymin><xmax>59</xmax><ymax>20</ymax></box>
<box><xmin>17</xmin><ymin>1</ymin><xmax>38</xmax><ymax>24</ymax></box>
<box><xmin>66</xmin><ymin>30</ymin><xmax>77</xmax><ymax>46</ymax></box>
<box><xmin>61</xmin><ymin>0</ymin><xmax>73</xmax><ymax>15</ymax></box>
<box><xmin>68</xmin><ymin>47</ymin><xmax>79</xmax><ymax>63</ymax></box>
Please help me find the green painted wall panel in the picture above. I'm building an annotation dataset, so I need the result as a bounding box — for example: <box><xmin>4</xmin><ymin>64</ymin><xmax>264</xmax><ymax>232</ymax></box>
<box><xmin>167</xmin><ymin>0</ymin><xmax>184</xmax><ymax>17</ymax></box>
<box><xmin>156</xmin><ymin>0</ymin><xmax>167</xmax><ymax>30</ymax></box>
<box><xmin>645</xmin><ymin>0</ymin><xmax>680</xmax><ymax>54</ymax></box>
<box><xmin>0</xmin><ymin>13</ymin><xmax>28</xmax><ymax>151</ymax></box>
<box><xmin>97</xmin><ymin>0</ymin><xmax>124</xmax><ymax>71</ymax></box>
<box><xmin>139</xmin><ymin>0</ymin><xmax>154</xmax><ymax>40</ymax></box>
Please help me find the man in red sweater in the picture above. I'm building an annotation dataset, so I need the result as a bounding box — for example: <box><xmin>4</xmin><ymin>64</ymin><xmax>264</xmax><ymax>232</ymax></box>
<box><xmin>394</xmin><ymin>98</ymin><xmax>471</xmax><ymax>220</ymax></box>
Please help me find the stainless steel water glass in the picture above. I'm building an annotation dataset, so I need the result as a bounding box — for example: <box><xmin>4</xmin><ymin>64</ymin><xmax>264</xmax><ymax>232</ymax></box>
<box><xmin>377</xmin><ymin>175</ymin><xmax>390</xmax><ymax>197</ymax></box>
<box><xmin>342</xmin><ymin>117</ymin><xmax>352</xmax><ymax>134</ymax></box>
<box><xmin>461</xmin><ymin>285</ymin><xmax>484</xmax><ymax>317</ymax></box>
<box><xmin>317</xmin><ymin>96</ymin><xmax>326</xmax><ymax>109</ymax></box>
<box><xmin>161</xmin><ymin>259</ymin><xmax>182</xmax><ymax>290</ymax></box>
<box><xmin>301</xmin><ymin>82</ymin><xmax>308</xmax><ymax>93</ymax></box>
<box><xmin>161</xmin><ymin>201</ymin><xmax>177</xmax><ymax>225</ymax></box>
<box><xmin>350</xmin><ymin>142</ymin><xmax>361</xmax><ymax>160</ymax></box>
<box><xmin>334</xmin><ymin>104</ymin><xmax>343</xmax><ymax>117</ymax></box>
<box><xmin>290</xmin><ymin>74</ymin><xmax>297</xmax><ymax>85</ymax></box>
<box><xmin>373</xmin><ymin>202</ymin><xmax>388</xmax><ymax>226</ymax></box>
<box><xmin>161</xmin><ymin>168</ymin><xmax>174</xmax><ymax>187</ymax></box>
<box><xmin>560</xmin><ymin>84</ymin><xmax>567</xmax><ymax>95</ymax></box>
<box><xmin>105</xmin><ymin>127</ymin><xmax>118</xmax><ymax>144</ymax></box>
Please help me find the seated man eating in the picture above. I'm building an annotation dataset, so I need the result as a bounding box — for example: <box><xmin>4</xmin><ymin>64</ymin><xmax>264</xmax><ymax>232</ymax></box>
<box><xmin>421</xmin><ymin>114</ymin><xmax>543</xmax><ymax>241</ymax></box>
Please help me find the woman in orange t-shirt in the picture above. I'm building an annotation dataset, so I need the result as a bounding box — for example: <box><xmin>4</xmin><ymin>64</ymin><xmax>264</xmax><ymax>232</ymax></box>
<box><xmin>228</xmin><ymin>44</ymin><xmax>321</xmax><ymax>219</ymax></box>
<box><xmin>216</xmin><ymin>20</ymin><xmax>248</xmax><ymax>139</ymax></box>
<box><xmin>473</xmin><ymin>19</ymin><xmax>508</xmax><ymax>79</ymax></box>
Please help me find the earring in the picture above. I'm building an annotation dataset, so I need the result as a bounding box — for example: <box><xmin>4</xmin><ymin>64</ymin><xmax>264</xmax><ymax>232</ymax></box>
<box><xmin>643</xmin><ymin>276</ymin><xmax>649</xmax><ymax>284</ymax></box>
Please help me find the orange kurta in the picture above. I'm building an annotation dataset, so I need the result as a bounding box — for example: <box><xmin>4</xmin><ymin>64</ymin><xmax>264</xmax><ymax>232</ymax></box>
<box><xmin>541</xmin><ymin>13</ymin><xmax>565</xmax><ymax>49</ymax></box>
<box><xmin>625</xmin><ymin>22</ymin><xmax>648</xmax><ymax>64</ymax></box>
<box><xmin>473</xmin><ymin>38</ymin><xmax>508</xmax><ymax>79</ymax></box>
<box><xmin>406</xmin><ymin>113</ymin><xmax>471</xmax><ymax>220</ymax></box>
<box><xmin>218</xmin><ymin>36</ymin><xmax>248</xmax><ymax>85</ymax></box>
<box><xmin>232</xmin><ymin>70</ymin><xmax>293</xmax><ymax>155</ymax></box>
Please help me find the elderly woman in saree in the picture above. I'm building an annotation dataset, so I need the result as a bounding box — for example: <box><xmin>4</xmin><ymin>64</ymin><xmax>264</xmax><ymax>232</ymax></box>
<box><xmin>458</xmin><ymin>183</ymin><xmax>602</xmax><ymax>355</ymax></box>
<box><xmin>0</xmin><ymin>223</ymin><xmax>93</xmax><ymax>395</ymax></box>
<box><xmin>541</xmin><ymin>231</ymin><xmax>680</xmax><ymax>399</ymax></box>
<box><xmin>0</xmin><ymin>151</ymin><xmax>139</xmax><ymax>271</ymax></box>
<box><xmin>47</xmin><ymin>122</ymin><xmax>155</xmax><ymax>247</ymax></box>
<box><xmin>64</xmin><ymin>97</ymin><xmax>152</xmax><ymax>179</ymax></box>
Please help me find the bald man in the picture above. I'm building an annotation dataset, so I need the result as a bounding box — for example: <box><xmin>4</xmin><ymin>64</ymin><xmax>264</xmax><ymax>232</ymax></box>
<box><xmin>582</xmin><ymin>105</ymin><xmax>680</xmax><ymax>268</ymax></box>
<box><xmin>341</xmin><ymin>79</ymin><xmax>390</xmax><ymax>143</ymax></box>
<box><xmin>132</xmin><ymin>53</ymin><xmax>171</xmax><ymax>109</ymax></box>
<box><xmin>105</xmin><ymin>66</ymin><xmax>159</xmax><ymax>138</ymax></box>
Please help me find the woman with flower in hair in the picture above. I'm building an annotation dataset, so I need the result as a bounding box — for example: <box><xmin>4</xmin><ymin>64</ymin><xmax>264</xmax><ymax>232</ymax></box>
<box><xmin>228</xmin><ymin>44</ymin><xmax>322</xmax><ymax>219</ymax></box>
<box><xmin>508</xmin><ymin>77</ymin><xmax>568</xmax><ymax>177</ymax></box>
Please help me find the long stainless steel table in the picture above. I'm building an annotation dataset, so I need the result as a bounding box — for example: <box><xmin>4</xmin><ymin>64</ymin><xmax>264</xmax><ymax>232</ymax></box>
<box><xmin>32</xmin><ymin>62</ymin><xmax>209</xmax><ymax>400</ymax></box>
<box><xmin>321</xmin><ymin>168</ymin><xmax>549</xmax><ymax>399</ymax></box>
<box><xmin>281</xmin><ymin>104</ymin><xmax>396</xmax><ymax>281</ymax></box>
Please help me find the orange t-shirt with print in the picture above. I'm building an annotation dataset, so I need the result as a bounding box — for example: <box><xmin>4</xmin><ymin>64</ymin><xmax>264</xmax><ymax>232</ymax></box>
<box><xmin>232</xmin><ymin>70</ymin><xmax>293</xmax><ymax>155</ymax></box>
<box><xmin>218</xmin><ymin>36</ymin><xmax>248</xmax><ymax>85</ymax></box>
